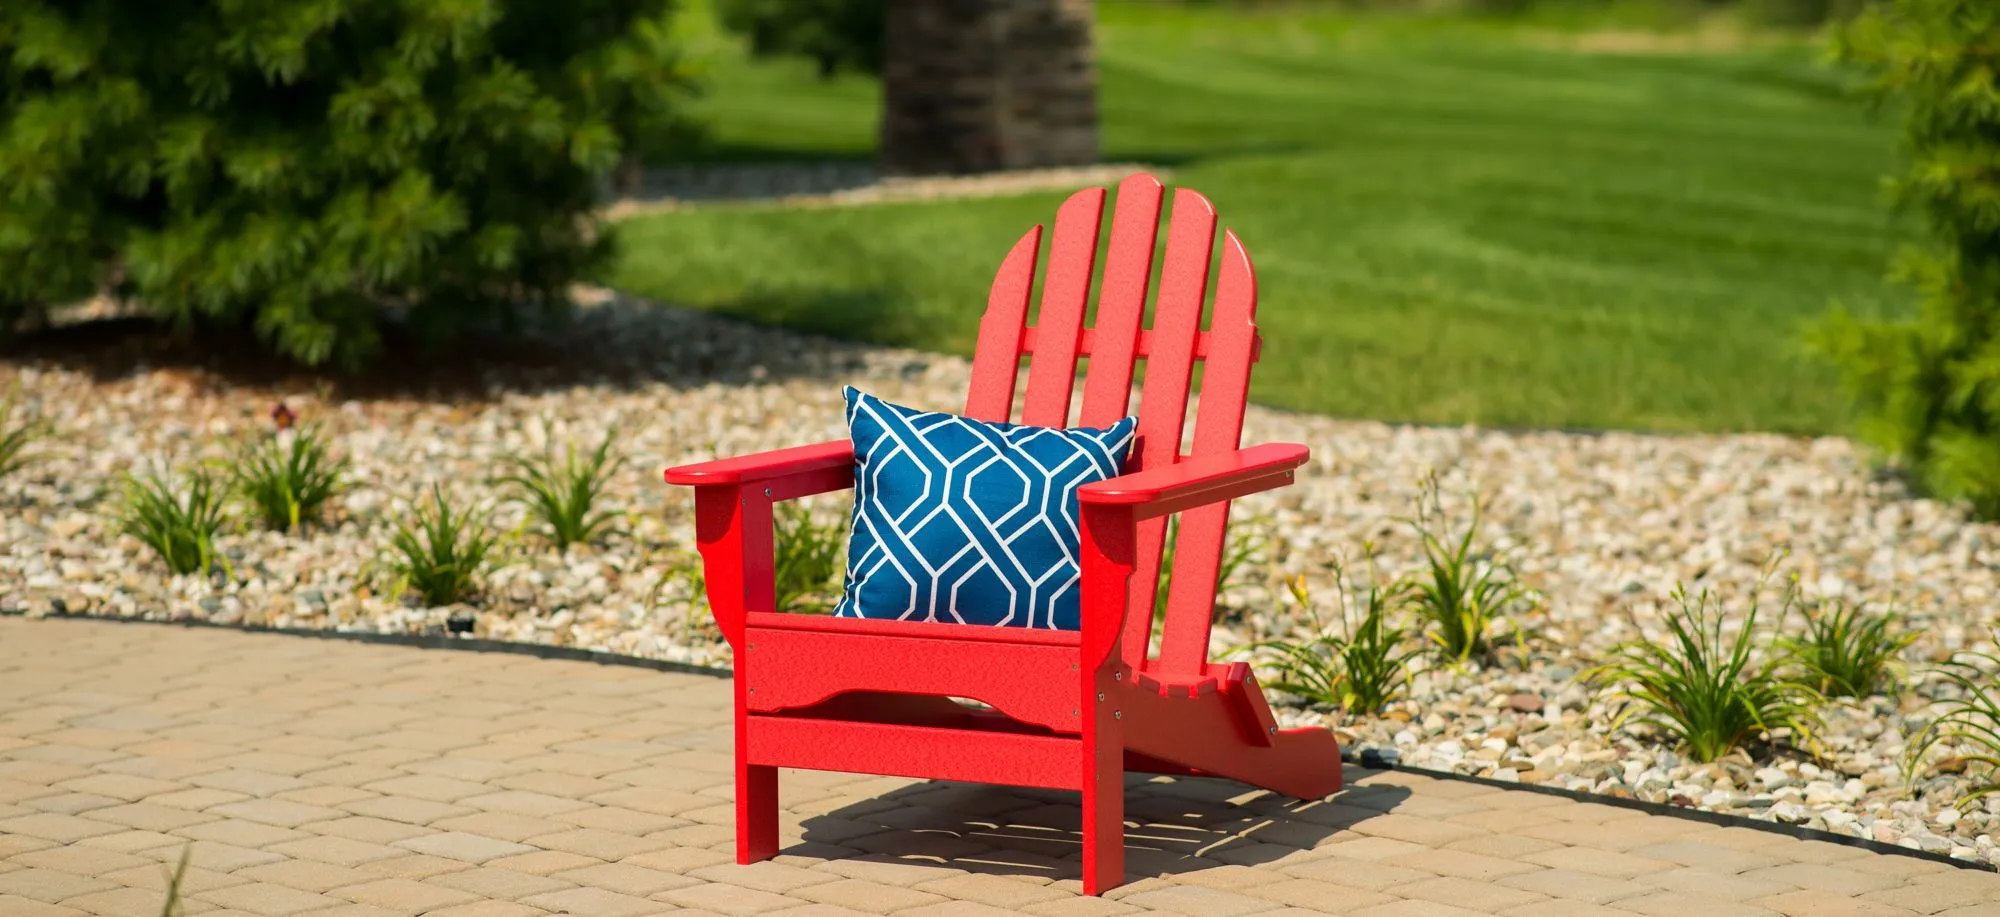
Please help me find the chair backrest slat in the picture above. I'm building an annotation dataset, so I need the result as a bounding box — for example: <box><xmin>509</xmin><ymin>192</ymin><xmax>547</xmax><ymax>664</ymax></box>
<box><xmin>1154</xmin><ymin>230</ymin><xmax>1260</xmax><ymax>675</ymax></box>
<box><xmin>1018</xmin><ymin>188</ymin><xmax>1106</xmax><ymax>427</ymax></box>
<box><xmin>964</xmin><ymin>227</ymin><xmax>1043</xmax><ymax>423</ymax></box>
<box><xmin>1076</xmin><ymin>174</ymin><xmax>1164</xmax><ymax>429</ymax></box>
<box><xmin>964</xmin><ymin>175</ymin><xmax>1260</xmax><ymax>678</ymax></box>
<box><xmin>1116</xmin><ymin>188</ymin><xmax>1217</xmax><ymax>669</ymax></box>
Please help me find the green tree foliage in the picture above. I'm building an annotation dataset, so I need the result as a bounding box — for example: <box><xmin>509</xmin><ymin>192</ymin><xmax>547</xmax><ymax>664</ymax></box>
<box><xmin>1815</xmin><ymin>0</ymin><xmax>2000</xmax><ymax>516</ymax></box>
<box><xmin>0</xmin><ymin>0</ymin><xmax>697</xmax><ymax>369</ymax></box>
<box><xmin>717</xmin><ymin>0</ymin><xmax>882</xmax><ymax>79</ymax></box>
<box><xmin>1742</xmin><ymin>0</ymin><xmax>1869</xmax><ymax>27</ymax></box>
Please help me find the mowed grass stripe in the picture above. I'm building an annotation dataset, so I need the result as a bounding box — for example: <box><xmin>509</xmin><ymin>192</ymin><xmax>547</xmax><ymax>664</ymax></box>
<box><xmin>609</xmin><ymin>3</ymin><xmax>1912</xmax><ymax>434</ymax></box>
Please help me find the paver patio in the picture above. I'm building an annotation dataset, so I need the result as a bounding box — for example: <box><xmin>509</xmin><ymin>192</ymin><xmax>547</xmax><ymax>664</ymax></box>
<box><xmin>2</xmin><ymin>617</ymin><xmax>1996</xmax><ymax>917</ymax></box>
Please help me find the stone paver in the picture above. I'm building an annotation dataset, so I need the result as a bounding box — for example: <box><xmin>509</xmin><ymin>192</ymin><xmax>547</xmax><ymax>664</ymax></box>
<box><xmin>5</xmin><ymin>617</ymin><xmax>1999</xmax><ymax>916</ymax></box>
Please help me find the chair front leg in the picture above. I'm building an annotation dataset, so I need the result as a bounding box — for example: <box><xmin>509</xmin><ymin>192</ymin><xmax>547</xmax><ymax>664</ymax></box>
<box><xmin>737</xmin><ymin>748</ymin><xmax>780</xmax><ymax>863</ymax></box>
<box><xmin>691</xmin><ymin>484</ymin><xmax>781</xmax><ymax>862</ymax></box>
<box><xmin>676</xmin><ymin>451</ymin><xmax>853</xmax><ymax>867</ymax></box>
<box><xmin>1079</xmin><ymin>502</ymin><xmax>1139</xmax><ymax>894</ymax></box>
<box><xmin>1080</xmin><ymin>665</ymin><xmax>1125</xmax><ymax>895</ymax></box>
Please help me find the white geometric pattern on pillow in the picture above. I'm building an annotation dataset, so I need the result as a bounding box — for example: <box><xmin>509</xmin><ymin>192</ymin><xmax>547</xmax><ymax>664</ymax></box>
<box><xmin>832</xmin><ymin>386</ymin><xmax>1138</xmax><ymax>631</ymax></box>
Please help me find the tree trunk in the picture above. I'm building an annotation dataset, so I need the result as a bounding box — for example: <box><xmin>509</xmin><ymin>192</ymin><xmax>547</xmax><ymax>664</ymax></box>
<box><xmin>880</xmin><ymin>0</ymin><xmax>1097</xmax><ymax>176</ymax></box>
<box><xmin>613</xmin><ymin>154</ymin><xmax>646</xmax><ymax>197</ymax></box>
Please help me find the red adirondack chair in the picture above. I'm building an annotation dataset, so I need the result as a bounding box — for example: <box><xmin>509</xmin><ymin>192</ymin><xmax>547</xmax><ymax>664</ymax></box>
<box><xmin>663</xmin><ymin>173</ymin><xmax>1343</xmax><ymax>894</ymax></box>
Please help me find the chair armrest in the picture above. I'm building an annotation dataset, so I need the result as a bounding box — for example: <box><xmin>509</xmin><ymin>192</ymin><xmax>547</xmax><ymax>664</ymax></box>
<box><xmin>1078</xmin><ymin>442</ymin><xmax>1309</xmax><ymax>519</ymax></box>
<box><xmin>664</xmin><ymin>440</ymin><xmax>854</xmax><ymax>490</ymax></box>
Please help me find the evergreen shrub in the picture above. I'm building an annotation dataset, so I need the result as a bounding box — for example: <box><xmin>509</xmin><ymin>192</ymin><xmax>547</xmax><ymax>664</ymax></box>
<box><xmin>0</xmin><ymin>0</ymin><xmax>696</xmax><ymax>368</ymax></box>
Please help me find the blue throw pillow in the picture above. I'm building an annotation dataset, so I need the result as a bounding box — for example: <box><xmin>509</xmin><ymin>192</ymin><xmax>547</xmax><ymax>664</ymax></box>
<box><xmin>833</xmin><ymin>386</ymin><xmax>1138</xmax><ymax>631</ymax></box>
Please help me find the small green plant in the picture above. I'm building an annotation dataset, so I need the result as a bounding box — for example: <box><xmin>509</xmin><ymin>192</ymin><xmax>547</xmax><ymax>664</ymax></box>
<box><xmin>775</xmin><ymin>501</ymin><xmax>845</xmax><ymax>612</ymax></box>
<box><xmin>1405</xmin><ymin>473</ymin><xmax>1532</xmax><ymax>666</ymax></box>
<box><xmin>497</xmin><ymin>431</ymin><xmax>627</xmax><ymax>549</ymax></box>
<box><xmin>1906</xmin><ymin>641</ymin><xmax>2000</xmax><ymax>809</ymax></box>
<box><xmin>115</xmin><ymin>468</ymin><xmax>231</xmax><ymax>576</ymax></box>
<box><xmin>0</xmin><ymin>393</ymin><xmax>47</xmax><ymax>482</ymax></box>
<box><xmin>1584</xmin><ymin>583</ymin><xmax>1826</xmax><ymax>763</ymax></box>
<box><xmin>688</xmin><ymin>574</ymin><xmax>713</xmax><ymax>636</ymax></box>
<box><xmin>1780</xmin><ymin>596</ymin><xmax>1919</xmax><ymax>698</ymax></box>
<box><xmin>386</xmin><ymin>484</ymin><xmax>500</xmax><ymax>607</ymax></box>
<box><xmin>159</xmin><ymin>842</ymin><xmax>191</xmax><ymax>917</ymax></box>
<box><xmin>229</xmin><ymin>424</ymin><xmax>348</xmax><ymax>532</ymax></box>
<box><xmin>1236</xmin><ymin>563</ymin><xmax>1421</xmax><ymax>716</ymax></box>
<box><xmin>647</xmin><ymin>548</ymin><xmax>714</xmax><ymax>639</ymax></box>
<box><xmin>1222</xmin><ymin>519</ymin><xmax>1268</xmax><ymax>586</ymax></box>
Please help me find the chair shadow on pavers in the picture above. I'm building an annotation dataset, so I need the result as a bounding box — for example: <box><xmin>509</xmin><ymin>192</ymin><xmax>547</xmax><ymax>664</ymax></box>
<box><xmin>792</xmin><ymin>765</ymin><xmax>1407</xmax><ymax>884</ymax></box>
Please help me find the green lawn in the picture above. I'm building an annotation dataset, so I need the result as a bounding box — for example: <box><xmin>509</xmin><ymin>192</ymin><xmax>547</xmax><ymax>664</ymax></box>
<box><xmin>606</xmin><ymin>2</ymin><xmax>1913</xmax><ymax>435</ymax></box>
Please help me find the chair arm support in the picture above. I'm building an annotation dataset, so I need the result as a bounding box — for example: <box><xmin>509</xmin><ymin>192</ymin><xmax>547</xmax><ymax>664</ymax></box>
<box><xmin>664</xmin><ymin>441</ymin><xmax>856</xmax><ymax>650</ymax></box>
<box><xmin>1077</xmin><ymin>443</ymin><xmax>1309</xmax><ymax>520</ymax></box>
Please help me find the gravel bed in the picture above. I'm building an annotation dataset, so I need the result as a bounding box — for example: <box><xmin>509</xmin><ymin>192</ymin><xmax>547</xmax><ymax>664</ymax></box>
<box><xmin>3</xmin><ymin>286</ymin><xmax>1998</xmax><ymax>867</ymax></box>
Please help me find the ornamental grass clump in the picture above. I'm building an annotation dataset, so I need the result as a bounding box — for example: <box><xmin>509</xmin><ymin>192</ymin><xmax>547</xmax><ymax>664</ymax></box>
<box><xmin>645</xmin><ymin>547</ymin><xmax>714</xmax><ymax>639</ymax></box>
<box><xmin>1584</xmin><ymin>583</ymin><xmax>1825</xmax><ymax>764</ymax></box>
<box><xmin>0</xmin><ymin>392</ymin><xmax>47</xmax><ymax>483</ymax></box>
<box><xmin>497</xmin><ymin>431</ymin><xmax>626</xmax><ymax>549</ymax></box>
<box><xmin>115</xmin><ymin>468</ymin><xmax>231</xmax><ymax>576</ymax></box>
<box><xmin>1780</xmin><ymin>596</ymin><xmax>1918</xmax><ymax>699</ymax></box>
<box><xmin>386</xmin><ymin>484</ymin><xmax>500</xmax><ymax>607</ymax></box>
<box><xmin>774</xmin><ymin>501</ymin><xmax>844</xmax><ymax>612</ymax></box>
<box><xmin>1404</xmin><ymin>473</ymin><xmax>1534</xmax><ymax>666</ymax></box>
<box><xmin>229</xmin><ymin>423</ymin><xmax>348</xmax><ymax>532</ymax></box>
<box><xmin>1236</xmin><ymin>561</ymin><xmax>1421</xmax><ymax>716</ymax></box>
<box><xmin>1906</xmin><ymin>641</ymin><xmax>2000</xmax><ymax>810</ymax></box>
